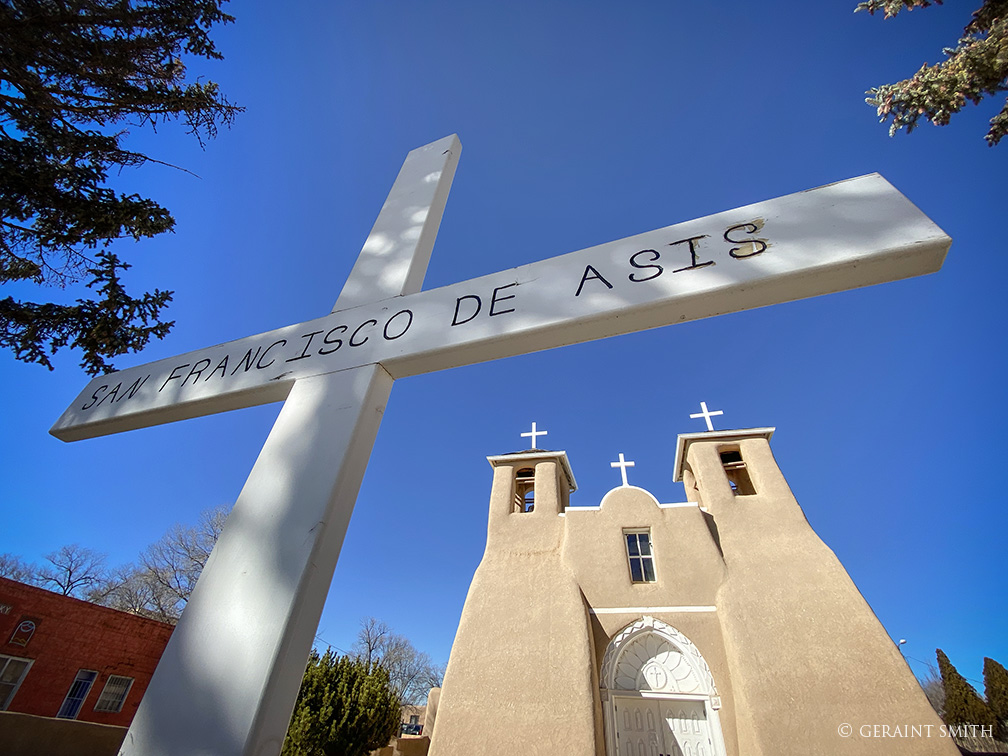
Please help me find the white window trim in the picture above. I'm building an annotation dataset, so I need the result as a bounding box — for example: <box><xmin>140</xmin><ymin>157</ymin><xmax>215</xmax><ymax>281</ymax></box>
<box><xmin>94</xmin><ymin>674</ymin><xmax>135</xmax><ymax>714</ymax></box>
<box><xmin>57</xmin><ymin>669</ymin><xmax>98</xmax><ymax>719</ymax></box>
<box><xmin>623</xmin><ymin>529</ymin><xmax>656</xmax><ymax>583</ymax></box>
<box><xmin>0</xmin><ymin>654</ymin><xmax>34</xmax><ymax>710</ymax></box>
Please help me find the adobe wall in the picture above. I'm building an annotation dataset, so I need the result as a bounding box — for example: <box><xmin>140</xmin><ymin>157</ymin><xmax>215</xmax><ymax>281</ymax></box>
<box><xmin>562</xmin><ymin>487</ymin><xmax>724</xmax><ymax>611</ymax></box>
<box><xmin>563</xmin><ymin>487</ymin><xmax>739</xmax><ymax>756</ymax></box>
<box><xmin>433</xmin><ymin>437</ymin><xmax>953</xmax><ymax>756</ymax></box>
<box><xmin>429</xmin><ymin>461</ymin><xmax>596</xmax><ymax>756</ymax></box>
<box><xmin>685</xmin><ymin>437</ymin><xmax>957</xmax><ymax>756</ymax></box>
<box><xmin>0</xmin><ymin>710</ymin><xmax>125</xmax><ymax>756</ymax></box>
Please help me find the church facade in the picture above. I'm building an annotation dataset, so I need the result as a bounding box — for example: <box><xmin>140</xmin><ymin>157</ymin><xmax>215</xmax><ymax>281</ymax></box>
<box><xmin>427</xmin><ymin>427</ymin><xmax>955</xmax><ymax>756</ymax></box>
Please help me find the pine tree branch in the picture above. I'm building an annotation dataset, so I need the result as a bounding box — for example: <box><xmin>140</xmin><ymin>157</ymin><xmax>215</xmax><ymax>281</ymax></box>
<box><xmin>861</xmin><ymin>0</ymin><xmax>1008</xmax><ymax>145</ymax></box>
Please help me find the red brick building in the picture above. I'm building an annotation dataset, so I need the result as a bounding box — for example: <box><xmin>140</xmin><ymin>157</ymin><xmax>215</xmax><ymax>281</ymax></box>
<box><xmin>0</xmin><ymin>576</ymin><xmax>173</xmax><ymax>727</ymax></box>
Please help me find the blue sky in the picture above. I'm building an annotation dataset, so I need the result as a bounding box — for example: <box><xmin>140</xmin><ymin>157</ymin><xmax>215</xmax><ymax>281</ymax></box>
<box><xmin>3</xmin><ymin>2</ymin><xmax>1006</xmax><ymax>690</ymax></box>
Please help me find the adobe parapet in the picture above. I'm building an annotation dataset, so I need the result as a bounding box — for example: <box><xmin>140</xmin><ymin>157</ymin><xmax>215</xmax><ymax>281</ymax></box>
<box><xmin>486</xmin><ymin>449</ymin><xmax>577</xmax><ymax>492</ymax></box>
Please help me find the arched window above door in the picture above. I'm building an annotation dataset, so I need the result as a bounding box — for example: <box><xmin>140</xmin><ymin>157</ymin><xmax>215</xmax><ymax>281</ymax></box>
<box><xmin>600</xmin><ymin>616</ymin><xmax>718</xmax><ymax>699</ymax></box>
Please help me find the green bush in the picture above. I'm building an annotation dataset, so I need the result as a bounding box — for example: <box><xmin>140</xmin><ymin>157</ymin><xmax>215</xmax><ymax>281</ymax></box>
<box><xmin>282</xmin><ymin>649</ymin><xmax>400</xmax><ymax>756</ymax></box>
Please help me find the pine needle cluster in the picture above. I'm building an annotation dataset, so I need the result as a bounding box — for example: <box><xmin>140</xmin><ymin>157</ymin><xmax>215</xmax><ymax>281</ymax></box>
<box><xmin>1</xmin><ymin>0</ymin><xmax>241</xmax><ymax>373</ymax></box>
<box><xmin>857</xmin><ymin>0</ymin><xmax>1008</xmax><ymax>146</ymax></box>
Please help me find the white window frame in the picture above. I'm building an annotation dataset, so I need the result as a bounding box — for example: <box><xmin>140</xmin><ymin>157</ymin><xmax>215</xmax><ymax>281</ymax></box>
<box><xmin>624</xmin><ymin>529</ymin><xmax>657</xmax><ymax>583</ymax></box>
<box><xmin>57</xmin><ymin>669</ymin><xmax>98</xmax><ymax>719</ymax></box>
<box><xmin>94</xmin><ymin>674</ymin><xmax>135</xmax><ymax>713</ymax></box>
<box><xmin>0</xmin><ymin>654</ymin><xmax>34</xmax><ymax>710</ymax></box>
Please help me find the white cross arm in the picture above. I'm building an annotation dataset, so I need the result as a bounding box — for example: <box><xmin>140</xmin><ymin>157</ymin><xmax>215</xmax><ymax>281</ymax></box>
<box><xmin>51</xmin><ymin>173</ymin><xmax>950</xmax><ymax>442</ymax></box>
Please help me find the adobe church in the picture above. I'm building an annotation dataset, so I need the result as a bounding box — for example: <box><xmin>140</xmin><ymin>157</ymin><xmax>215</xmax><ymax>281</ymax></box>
<box><xmin>425</xmin><ymin>421</ymin><xmax>954</xmax><ymax>756</ymax></box>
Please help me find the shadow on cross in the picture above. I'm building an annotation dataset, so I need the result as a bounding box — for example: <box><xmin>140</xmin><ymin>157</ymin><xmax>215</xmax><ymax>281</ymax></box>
<box><xmin>133</xmin><ymin>364</ymin><xmax>387</xmax><ymax>752</ymax></box>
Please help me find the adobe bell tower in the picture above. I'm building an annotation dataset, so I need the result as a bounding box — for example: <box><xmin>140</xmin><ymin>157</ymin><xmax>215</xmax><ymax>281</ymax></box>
<box><xmin>428</xmin><ymin>441</ymin><xmax>600</xmax><ymax>756</ymax></box>
<box><xmin>674</xmin><ymin>426</ymin><xmax>953</xmax><ymax>756</ymax></box>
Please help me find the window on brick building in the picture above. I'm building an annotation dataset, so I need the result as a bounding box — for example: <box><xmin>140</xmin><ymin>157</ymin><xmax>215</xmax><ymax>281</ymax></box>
<box><xmin>0</xmin><ymin>654</ymin><xmax>33</xmax><ymax>710</ymax></box>
<box><xmin>94</xmin><ymin>675</ymin><xmax>135</xmax><ymax>713</ymax></box>
<box><xmin>57</xmin><ymin>669</ymin><xmax>97</xmax><ymax>719</ymax></box>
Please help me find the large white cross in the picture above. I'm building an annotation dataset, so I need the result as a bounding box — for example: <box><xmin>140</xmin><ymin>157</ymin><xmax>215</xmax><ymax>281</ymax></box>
<box><xmin>52</xmin><ymin>135</ymin><xmax>950</xmax><ymax>756</ymax></box>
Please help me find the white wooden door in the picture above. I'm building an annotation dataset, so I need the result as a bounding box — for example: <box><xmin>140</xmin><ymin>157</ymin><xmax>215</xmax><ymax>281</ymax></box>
<box><xmin>661</xmin><ymin>699</ymin><xmax>713</xmax><ymax>756</ymax></box>
<box><xmin>617</xmin><ymin>697</ymin><xmax>665</xmax><ymax>756</ymax></box>
<box><xmin>615</xmin><ymin>698</ymin><xmax>714</xmax><ymax>756</ymax></box>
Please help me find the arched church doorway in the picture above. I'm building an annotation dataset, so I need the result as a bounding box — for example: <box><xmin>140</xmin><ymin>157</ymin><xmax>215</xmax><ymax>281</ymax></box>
<box><xmin>600</xmin><ymin>617</ymin><xmax>727</xmax><ymax>756</ymax></box>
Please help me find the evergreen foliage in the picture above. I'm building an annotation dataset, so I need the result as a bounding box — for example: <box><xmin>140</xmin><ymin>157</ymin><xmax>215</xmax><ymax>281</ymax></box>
<box><xmin>282</xmin><ymin>649</ymin><xmax>400</xmax><ymax>756</ymax></box>
<box><xmin>0</xmin><ymin>0</ymin><xmax>241</xmax><ymax>374</ymax></box>
<box><xmin>985</xmin><ymin>657</ymin><xmax>1008</xmax><ymax>732</ymax></box>
<box><xmin>937</xmin><ymin>649</ymin><xmax>998</xmax><ymax>733</ymax></box>
<box><xmin>856</xmin><ymin>0</ymin><xmax>1008</xmax><ymax>146</ymax></box>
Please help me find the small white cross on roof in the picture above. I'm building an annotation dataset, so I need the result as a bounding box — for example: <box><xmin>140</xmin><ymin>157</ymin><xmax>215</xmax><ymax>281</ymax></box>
<box><xmin>521</xmin><ymin>422</ymin><xmax>548</xmax><ymax>449</ymax></box>
<box><xmin>690</xmin><ymin>401</ymin><xmax>724</xmax><ymax>431</ymax></box>
<box><xmin>610</xmin><ymin>453</ymin><xmax>635</xmax><ymax>487</ymax></box>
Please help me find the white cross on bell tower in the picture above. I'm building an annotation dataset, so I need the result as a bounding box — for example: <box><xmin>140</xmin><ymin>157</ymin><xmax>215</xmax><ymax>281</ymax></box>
<box><xmin>521</xmin><ymin>422</ymin><xmax>548</xmax><ymax>449</ymax></box>
<box><xmin>690</xmin><ymin>401</ymin><xmax>724</xmax><ymax>431</ymax></box>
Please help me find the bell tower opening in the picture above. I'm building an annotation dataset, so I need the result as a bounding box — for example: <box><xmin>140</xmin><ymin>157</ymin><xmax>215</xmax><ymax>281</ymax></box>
<box><xmin>673</xmin><ymin>427</ymin><xmax>773</xmax><ymax>504</ymax></box>
<box><xmin>718</xmin><ymin>448</ymin><xmax>755</xmax><ymax>496</ymax></box>
<box><xmin>487</xmin><ymin>449</ymin><xmax>578</xmax><ymax>517</ymax></box>
<box><xmin>515</xmin><ymin>467</ymin><xmax>535</xmax><ymax>512</ymax></box>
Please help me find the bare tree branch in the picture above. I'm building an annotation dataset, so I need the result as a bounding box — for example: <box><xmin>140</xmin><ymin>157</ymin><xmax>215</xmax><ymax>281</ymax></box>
<box><xmin>352</xmin><ymin>617</ymin><xmax>444</xmax><ymax>706</ymax></box>
<box><xmin>0</xmin><ymin>552</ymin><xmax>40</xmax><ymax>585</ymax></box>
<box><xmin>37</xmin><ymin>544</ymin><xmax>107</xmax><ymax>597</ymax></box>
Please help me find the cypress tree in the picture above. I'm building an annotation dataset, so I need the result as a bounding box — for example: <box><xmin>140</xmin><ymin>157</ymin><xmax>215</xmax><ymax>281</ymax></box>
<box><xmin>984</xmin><ymin>657</ymin><xmax>1008</xmax><ymax>736</ymax></box>
<box><xmin>937</xmin><ymin>649</ymin><xmax>998</xmax><ymax>733</ymax></box>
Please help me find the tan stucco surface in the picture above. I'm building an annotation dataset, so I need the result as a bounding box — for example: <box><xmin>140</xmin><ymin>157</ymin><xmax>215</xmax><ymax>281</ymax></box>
<box><xmin>429</xmin><ymin>435</ymin><xmax>957</xmax><ymax>756</ymax></box>
<box><xmin>0</xmin><ymin>711</ymin><xmax>126</xmax><ymax>756</ymax></box>
<box><xmin>686</xmin><ymin>437</ymin><xmax>955</xmax><ymax>755</ymax></box>
<box><xmin>429</xmin><ymin>459</ymin><xmax>596</xmax><ymax>756</ymax></box>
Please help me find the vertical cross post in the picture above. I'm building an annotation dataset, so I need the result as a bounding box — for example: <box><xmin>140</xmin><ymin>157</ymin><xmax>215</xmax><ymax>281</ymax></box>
<box><xmin>119</xmin><ymin>136</ymin><xmax>461</xmax><ymax>756</ymax></box>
